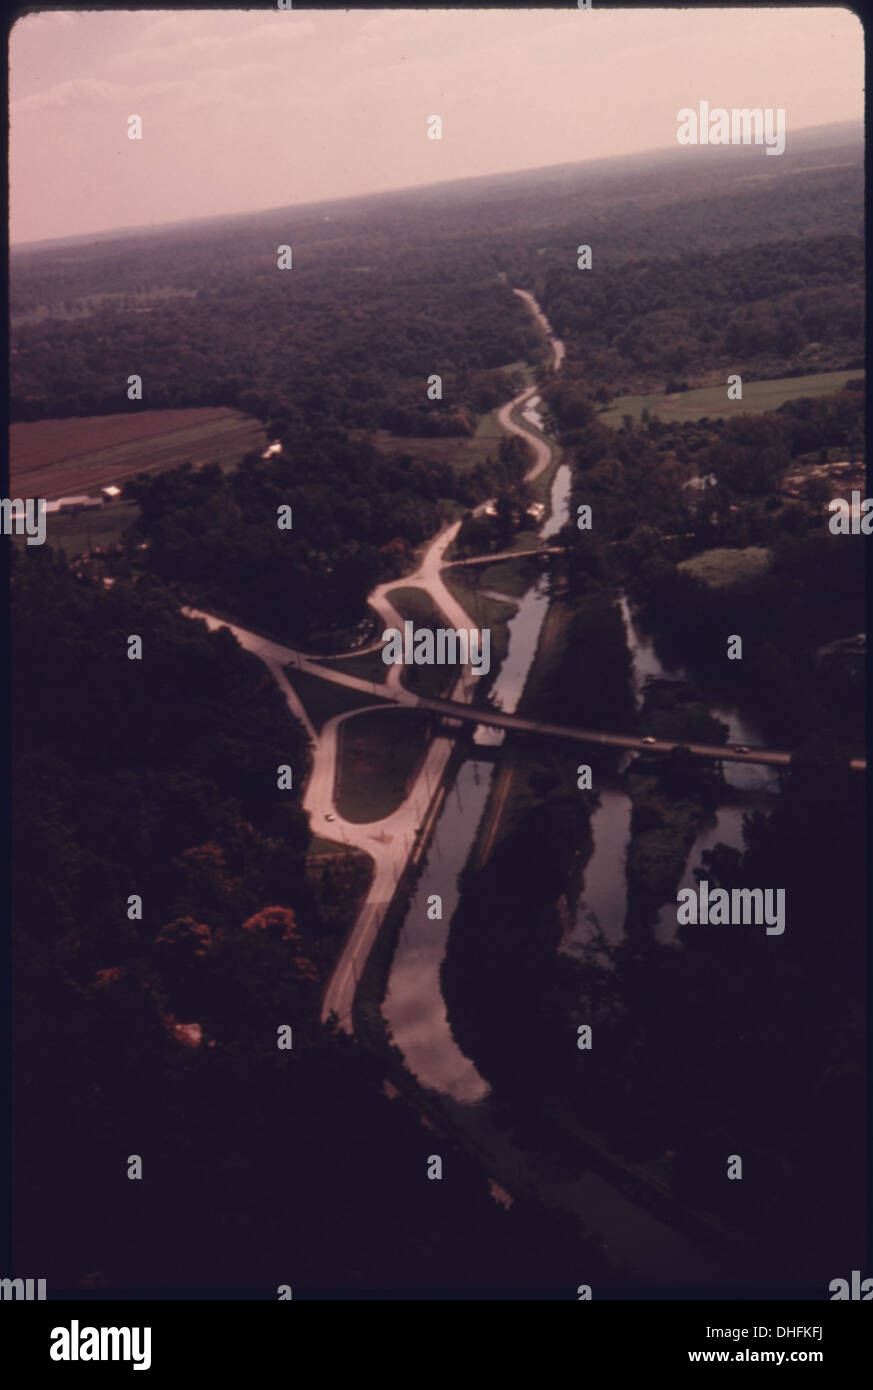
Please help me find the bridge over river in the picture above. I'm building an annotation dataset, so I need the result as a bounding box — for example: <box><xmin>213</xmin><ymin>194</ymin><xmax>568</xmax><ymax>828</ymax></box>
<box><xmin>413</xmin><ymin>692</ymin><xmax>867</xmax><ymax>771</ymax></box>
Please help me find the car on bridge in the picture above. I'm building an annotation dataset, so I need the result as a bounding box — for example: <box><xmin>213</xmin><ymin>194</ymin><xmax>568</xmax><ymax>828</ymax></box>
<box><xmin>733</xmin><ymin>745</ymin><xmax>750</xmax><ymax>754</ymax></box>
<box><xmin>640</xmin><ymin>736</ymin><xmax>657</xmax><ymax>745</ymax></box>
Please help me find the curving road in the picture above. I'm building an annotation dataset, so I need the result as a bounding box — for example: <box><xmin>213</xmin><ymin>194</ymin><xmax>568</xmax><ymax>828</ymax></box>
<box><xmin>185</xmin><ymin>287</ymin><xmax>868</xmax><ymax>1039</ymax></box>
<box><xmin>185</xmin><ymin>287</ymin><xmax>566</xmax><ymax>1030</ymax></box>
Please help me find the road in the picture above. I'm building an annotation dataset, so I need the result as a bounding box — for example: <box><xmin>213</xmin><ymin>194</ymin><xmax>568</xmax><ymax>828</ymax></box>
<box><xmin>184</xmin><ymin>287</ymin><xmax>566</xmax><ymax>1030</ymax></box>
<box><xmin>185</xmin><ymin>604</ymin><xmax>864</xmax><ymax>773</ymax></box>
<box><xmin>414</xmin><ymin>695</ymin><xmax>866</xmax><ymax>770</ymax></box>
<box><xmin>185</xmin><ymin>600</ymin><xmax>467</xmax><ymax>1031</ymax></box>
<box><xmin>444</xmin><ymin>544</ymin><xmax>564</xmax><ymax>568</ymax></box>
<box><xmin>184</xmin><ymin>285</ymin><xmax>865</xmax><ymax>1036</ymax></box>
<box><xmin>312</xmin><ymin>296</ymin><xmax>570</xmax><ymax>1025</ymax></box>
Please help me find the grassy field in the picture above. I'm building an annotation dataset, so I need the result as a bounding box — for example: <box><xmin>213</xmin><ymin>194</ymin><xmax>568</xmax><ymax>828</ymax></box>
<box><xmin>283</xmin><ymin>667</ymin><xmax>388</xmax><ymax>732</ymax></box>
<box><xmin>678</xmin><ymin>546</ymin><xmax>773</xmax><ymax>590</ymax></box>
<box><xmin>473</xmin><ymin>556</ymin><xmax>542</xmax><ymax>597</ymax></box>
<box><xmin>385</xmin><ymin>586</ymin><xmax>459</xmax><ymax>697</ymax></box>
<box><xmin>441</xmin><ymin>569</ymin><xmax>517</xmax><ymax>628</ymax></box>
<box><xmin>387</xmin><ymin>586</ymin><xmax>447</xmax><ymax>626</ymax></box>
<box><xmin>37</xmin><ymin>499</ymin><xmax>142</xmax><ymax>559</ymax></box>
<box><xmin>11</xmin><ymin>407</ymin><xmax>267</xmax><ymax>499</ymax></box>
<box><xmin>440</xmin><ymin>570</ymin><xmax>517</xmax><ymax>679</ymax></box>
<box><xmin>366</xmin><ymin>428</ymin><xmax>499</xmax><ymax>474</ymax></box>
<box><xmin>474</xmin><ymin>406</ymin><xmax>506</xmax><ymax>441</ymax></box>
<box><xmin>352</xmin><ymin>366</ymin><xmax>532</xmax><ymax>473</ymax></box>
<box><xmin>316</xmin><ymin>647</ymin><xmax>390</xmax><ymax>684</ymax></box>
<box><xmin>601</xmin><ymin>369</ymin><xmax>864</xmax><ymax>428</ymax></box>
<box><xmin>336</xmin><ymin>709</ymin><xmax>433</xmax><ymax>822</ymax></box>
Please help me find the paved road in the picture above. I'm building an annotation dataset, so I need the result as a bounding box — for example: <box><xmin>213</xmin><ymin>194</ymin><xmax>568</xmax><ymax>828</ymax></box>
<box><xmin>185</xmin><ymin>289</ymin><xmax>567</xmax><ymax>1030</ymax></box>
<box><xmin>187</xmin><ymin>285</ymin><xmax>866</xmax><ymax>1043</ymax></box>
<box><xmin>513</xmin><ymin>287</ymin><xmax>566</xmax><ymax>371</ymax></box>
<box><xmin>187</xmin><ymin>603</ymin><xmax>842</xmax><ymax>773</ymax></box>
<box><xmin>307</xmin><ymin>342</ymin><xmax>569</xmax><ymax>1026</ymax></box>
<box><xmin>497</xmin><ymin>386</ymin><xmax>552</xmax><ymax>481</ymax></box>
<box><xmin>414</xmin><ymin>695</ymin><xmax>866</xmax><ymax>770</ymax></box>
<box><xmin>444</xmin><ymin>544</ymin><xmax>564</xmax><ymax>568</ymax></box>
<box><xmin>185</xmin><ymin>602</ymin><xmax>466</xmax><ymax>1031</ymax></box>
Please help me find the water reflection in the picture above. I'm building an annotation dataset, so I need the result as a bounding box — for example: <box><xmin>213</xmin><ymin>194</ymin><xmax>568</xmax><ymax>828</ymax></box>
<box><xmin>385</xmin><ymin>475</ymin><xmax>566</xmax><ymax>1078</ymax></box>
<box><xmin>542</xmin><ymin>463</ymin><xmax>571</xmax><ymax>539</ymax></box>
<box><xmin>378</xmin><ymin>377</ymin><xmax>751</xmax><ymax>1285</ymax></box>
<box><xmin>654</xmin><ymin>803</ymin><xmax>748</xmax><ymax>945</ymax></box>
<box><xmin>619</xmin><ymin>593</ymin><xmax>778</xmax><ymax>793</ymax></box>
<box><xmin>382</xmin><ymin>759</ymin><xmax>493</xmax><ymax>1103</ymax></box>
<box><xmin>561</xmin><ymin>788</ymin><xmax>632</xmax><ymax>956</ymax></box>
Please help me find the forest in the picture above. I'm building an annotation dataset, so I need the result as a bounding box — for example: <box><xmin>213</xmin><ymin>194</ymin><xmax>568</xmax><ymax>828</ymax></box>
<box><xmin>121</xmin><ymin>431</ymin><xmax>529</xmax><ymax>648</ymax></box>
<box><xmin>10</xmin><ymin>124</ymin><xmax>865</xmax><ymax>1292</ymax></box>
<box><xmin>11</xmin><ymin>125</ymin><xmax>862</xmax><ymax>426</ymax></box>
<box><xmin>442</xmin><ymin>738</ymin><xmax>864</xmax><ymax>1283</ymax></box>
<box><xmin>12</xmin><ymin>546</ymin><xmax>607</xmax><ymax>1291</ymax></box>
<box><xmin>550</xmin><ymin>384</ymin><xmax>867</xmax><ymax>750</ymax></box>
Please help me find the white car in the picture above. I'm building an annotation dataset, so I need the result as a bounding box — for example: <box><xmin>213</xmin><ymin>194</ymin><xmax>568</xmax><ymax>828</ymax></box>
<box><xmin>324</xmin><ymin>812</ymin><xmax>336</xmax><ymax>822</ymax></box>
<box><xmin>640</xmin><ymin>736</ymin><xmax>657</xmax><ymax>746</ymax></box>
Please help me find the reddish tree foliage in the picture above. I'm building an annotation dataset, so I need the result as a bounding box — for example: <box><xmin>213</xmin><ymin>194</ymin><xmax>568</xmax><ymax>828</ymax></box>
<box><xmin>241</xmin><ymin>906</ymin><xmax>299</xmax><ymax>942</ymax></box>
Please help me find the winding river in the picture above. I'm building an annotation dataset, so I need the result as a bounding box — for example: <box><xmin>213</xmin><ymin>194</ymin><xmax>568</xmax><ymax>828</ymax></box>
<box><xmin>379</xmin><ymin>293</ymin><xmax>780</xmax><ymax>1288</ymax></box>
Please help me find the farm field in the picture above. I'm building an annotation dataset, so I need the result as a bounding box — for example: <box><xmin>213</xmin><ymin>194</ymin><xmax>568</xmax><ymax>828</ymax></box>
<box><xmin>10</xmin><ymin>407</ymin><xmax>267</xmax><ymax>499</ymax></box>
<box><xmin>600</xmin><ymin>369</ymin><xmax>864</xmax><ymax>427</ymax></box>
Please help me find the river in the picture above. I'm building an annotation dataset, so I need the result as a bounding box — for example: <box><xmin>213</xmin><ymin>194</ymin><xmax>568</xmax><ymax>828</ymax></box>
<box><xmin>384</xmin><ymin>566</ymin><xmax>777</xmax><ymax>1089</ymax></box>
<box><xmin>381</xmin><ymin>467</ymin><xmax>760</xmax><ymax>1285</ymax></box>
<box><xmin>380</xmin><ymin>297</ymin><xmax>774</xmax><ymax>1288</ymax></box>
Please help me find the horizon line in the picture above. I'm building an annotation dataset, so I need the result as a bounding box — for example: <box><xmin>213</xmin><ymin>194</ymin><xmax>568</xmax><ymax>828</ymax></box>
<box><xmin>11</xmin><ymin>116</ymin><xmax>862</xmax><ymax>253</ymax></box>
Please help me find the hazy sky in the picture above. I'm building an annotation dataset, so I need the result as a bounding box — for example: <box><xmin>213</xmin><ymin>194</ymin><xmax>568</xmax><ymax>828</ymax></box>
<box><xmin>10</xmin><ymin>7</ymin><xmax>864</xmax><ymax>244</ymax></box>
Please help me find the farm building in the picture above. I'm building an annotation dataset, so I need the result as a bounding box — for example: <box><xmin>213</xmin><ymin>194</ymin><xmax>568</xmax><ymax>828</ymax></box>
<box><xmin>54</xmin><ymin>495</ymin><xmax>104</xmax><ymax>514</ymax></box>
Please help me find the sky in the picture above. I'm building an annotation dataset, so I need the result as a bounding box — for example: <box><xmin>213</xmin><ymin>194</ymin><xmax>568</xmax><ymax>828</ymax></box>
<box><xmin>10</xmin><ymin>6</ymin><xmax>864</xmax><ymax>244</ymax></box>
